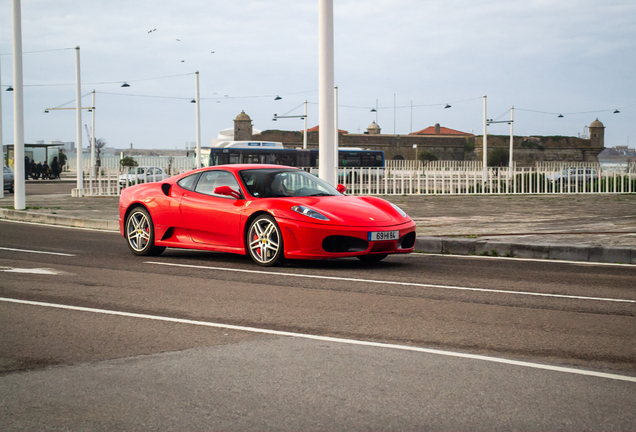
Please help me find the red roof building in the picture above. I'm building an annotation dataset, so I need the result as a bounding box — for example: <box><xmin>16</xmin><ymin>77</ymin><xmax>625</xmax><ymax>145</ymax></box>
<box><xmin>306</xmin><ymin>125</ymin><xmax>349</xmax><ymax>134</ymax></box>
<box><xmin>410</xmin><ymin>123</ymin><xmax>473</xmax><ymax>136</ymax></box>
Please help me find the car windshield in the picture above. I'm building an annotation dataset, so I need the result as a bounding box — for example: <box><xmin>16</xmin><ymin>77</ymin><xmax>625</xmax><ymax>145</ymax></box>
<box><xmin>239</xmin><ymin>169</ymin><xmax>341</xmax><ymax>198</ymax></box>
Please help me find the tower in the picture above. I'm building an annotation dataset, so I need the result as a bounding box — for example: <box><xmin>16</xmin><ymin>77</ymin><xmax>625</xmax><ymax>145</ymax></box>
<box><xmin>589</xmin><ymin>118</ymin><xmax>605</xmax><ymax>148</ymax></box>
<box><xmin>234</xmin><ymin>111</ymin><xmax>253</xmax><ymax>141</ymax></box>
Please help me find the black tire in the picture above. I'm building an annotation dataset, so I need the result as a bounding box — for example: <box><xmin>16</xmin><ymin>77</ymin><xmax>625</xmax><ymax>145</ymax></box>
<box><xmin>357</xmin><ymin>254</ymin><xmax>388</xmax><ymax>263</ymax></box>
<box><xmin>246</xmin><ymin>214</ymin><xmax>285</xmax><ymax>266</ymax></box>
<box><xmin>125</xmin><ymin>207</ymin><xmax>165</xmax><ymax>256</ymax></box>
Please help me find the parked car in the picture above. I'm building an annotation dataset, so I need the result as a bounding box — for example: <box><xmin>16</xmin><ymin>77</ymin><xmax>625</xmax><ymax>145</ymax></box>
<box><xmin>119</xmin><ymin>166</ymin><xmax>170</xmax><ymax>186</ymax></box>
<box><xmin>119</xmin><ymin>164</ymin><xmax>416</xmax><ymax>266</ymax></box>
<box><xmin>547</xmin><ymin>167</ymin><xmax>599</xmax><ymax>183</ymax></box>
<box><xmin>3</xmin><ymin>166</ymin><xmax>14</xmax><ymax>193</ymax></box>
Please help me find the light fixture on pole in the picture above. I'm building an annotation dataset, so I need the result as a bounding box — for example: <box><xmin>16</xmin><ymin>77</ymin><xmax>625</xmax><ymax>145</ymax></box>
<box><xmin>121</xmin><ymin>82</ymin><xmax>130</xmax><ymax>88</ymax></box>
<box><xmin>558</xmin><ymin>114</ymin><xmax>564</xmax><ymax>118</ymax></box>
<box><xmin>274</xmin><ymin>95</ymin><xmax>282</xmax><ymax>100</ymax></box>
<box><xmin>444</xmin><ymin>104</ymin><xmax>451</xmax><ymax>109</ymax></box>
<box><xmin>613</xmin><ymin>109</ymin><xmax>620</xmax><ymax>114</ymax></box>
<box><xmin>5</xmin><ymin>86</ymin><xmax>13</xmax><ymax>91</ymax></box>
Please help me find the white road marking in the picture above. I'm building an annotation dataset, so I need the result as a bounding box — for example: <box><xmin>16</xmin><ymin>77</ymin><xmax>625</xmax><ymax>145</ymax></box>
<box><xmin>0</xmin><ymin>219</ymin><xmax>117</xmax><ymax>233</ymax></box>
<box><xmin>1</xmin><ymin>296</ymin><xmax>634</xmax><ymax>383</ymax></box>
<box><xmin>412</xmin><ymin>252</ymin><xmax>636</xmax><ymax>267</ymax></box>
<box><xmin>0</xmin><ymin>246</ymin><xmax>75</xmax><ymax>256</ymax></box>
<box><xmin>145</xmin><ymin>261</ymin><xmax>636</xmax><ymax>304</ymax></box>
<box><xmin>0</xmin><ymin>266</ymin><xmax>63</xmax><ymax>275</ymax></box>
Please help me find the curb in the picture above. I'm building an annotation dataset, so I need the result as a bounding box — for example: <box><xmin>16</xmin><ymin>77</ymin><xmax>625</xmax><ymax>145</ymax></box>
<box><xmin>415</xmin><ymin>236</ymin><xmax>636</xmax><ymax>265</ymax></box>
<box><xmin>1</xmin><ymin>209</ymin><xmax>634</xmax><ymax>265</ymax></box>
<box><xmin>0</xmin><ymin>209</ymin><xmax>119</xmax><ymax>232</ymax></box>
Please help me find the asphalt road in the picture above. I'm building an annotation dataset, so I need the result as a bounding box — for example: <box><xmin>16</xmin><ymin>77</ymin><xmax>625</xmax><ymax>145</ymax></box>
<box><xmin>1</xmin><ymin>220</ymin><xmax>635</xmax><ymax>430</ymax></box>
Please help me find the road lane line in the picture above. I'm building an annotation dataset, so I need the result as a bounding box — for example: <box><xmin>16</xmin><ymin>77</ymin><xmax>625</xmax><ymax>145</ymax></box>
<box><xmin>145</xmin><ymin>261</ymin><xmax>636</xmax><ymax>304</ymax></box>
<box><xmin>411</xmin><ymin>253</ymin><xmax>636</xmax><ymax>267</ymax></box>
<box><xmin>1</xmin><ymin>296</ymin><xmax>634</xmax><ymax>383</ymax></box>
<box><xmin>0</xmin><ymin>219</ymin><xmax>117</xmax><ymax>233</ymax></box>
<box><xmin>0</xmin><ymin>246</ymin><xmax>75</xmax><ymax>257</ymax></box>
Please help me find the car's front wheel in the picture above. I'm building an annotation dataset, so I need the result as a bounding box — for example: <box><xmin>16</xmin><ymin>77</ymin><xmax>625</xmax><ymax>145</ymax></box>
<box><xmin>247</xmin><ymin>214</ymin><xmax>285</xmax><ymax>266</ymax></box>
<box><xmin>125</xmin><ymin>207</ymin><xmax>166</xmax><ymax>256</ymax></box>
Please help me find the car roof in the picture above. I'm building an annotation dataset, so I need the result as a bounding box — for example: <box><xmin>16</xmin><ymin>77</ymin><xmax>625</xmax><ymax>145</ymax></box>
<box><xmin>192</xmin><ymin>164</ymin><xmax>299</xmax><ymax>174</ymax></box>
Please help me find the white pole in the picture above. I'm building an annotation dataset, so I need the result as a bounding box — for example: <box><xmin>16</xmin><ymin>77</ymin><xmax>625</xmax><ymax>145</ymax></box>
<box><xmin>0</xmin><ymin>42</ymin><xmax>4</xmax><ymax>199</ymax></box>
<box><xmin>303</xmin><ymin>100</ymin><xmax>307</xmax><ymax>150</ymax></box>
<box><xmin>482</xmin><ymin>95</ymin><xmax>487</xmax><ymax>183</ymax></box>
<box><xmin>318</xmin><ymin>0</ymin><xmax>336</xmax><ymax>186</ymax></box>
<box><xmin>393</xmin><ymin>93</ymin><xmax>396</xmax><ymax>134</ymax></box>
<box><xmin>12</xmin><ymin>0</ymin><xmax>25</xmax><ymax>209</ymax></box>
<box><xmin>75</xmin><ymin>46</ymin><xmax>83</xmax><ymax>191</ymax></box>
<box><xmin>91</xmin><ymin>89</ymin><xmax>96</xmax><ymax>179</ymax></box>
<box><xmin>195</xmin><ymin>71</ymin><xmax>201</xmax><ymax>168</ymax></box>
<box><xmin>509</xmin><ymin>106</ymin><xmax>514</xmax><ymax>177</ymax></box>
<box><xmin>334</xmin><ymin>86</ymin><xmax>338</xmax><ymax>174</ymax></box>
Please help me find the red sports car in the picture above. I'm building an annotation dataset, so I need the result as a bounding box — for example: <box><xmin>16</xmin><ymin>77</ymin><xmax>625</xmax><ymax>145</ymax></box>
<box><xmin>119</xmin><ymin>164</ymin><xmax>416</xmax><ymax>266</ymax></box>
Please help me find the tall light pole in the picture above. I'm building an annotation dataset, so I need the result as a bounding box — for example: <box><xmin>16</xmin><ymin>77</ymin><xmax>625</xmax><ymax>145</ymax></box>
<box><xmin>90</xmin><ymin>89</ymin><xmax>96</xmax><ymax>180</ymax></box>
<box><xmin>74</xmin><ymin>46</ymin><xmax>83</xmax><ymax>191</ymax></box>
<box><xmin>318</xmin><ymin>0</ymin><xmax>336</xmax><ymax>186</ymax></box>
<box><xmin>482</xmin><ymin>95</ymin><xmax>487</xmax><ymax>183</ymax></box>
<box><xmin>303</xmin><ymin>100</ymin><xmax>308</xmax><ymax>149</ymax></box>
<box><xmin>195</xmin><ymin>71</ymin><xmax>201</xmax><ymax>168</ymax></box>
<box><xmin>0</xmin><ymin>42</ymin><xmax>4</xmax><ymax>199</ymax></box>
<box><xmin>12</xmin><ymin>0</ymin><xmax>25</xmax><ymax>209</ymax></box>
<box><xmin>509</xmin><ymin>106</ymin><xmax>514</xmax><ymax>176</ymax></box>
<box><xmin>334</xmin><ymin>86</ymin><xmax>338</xmax><ymax>173</ymax></box>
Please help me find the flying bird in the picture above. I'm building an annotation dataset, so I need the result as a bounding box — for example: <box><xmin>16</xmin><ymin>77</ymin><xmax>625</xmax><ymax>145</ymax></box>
<box><xmin>176</xmin><ymin>39</ymin><xmax>181</xmax><ymax>41</ymax></box>
<box><xmin>147</xmin><ymin>28</ymin><xmax>156</xmax><ymax>33</ymax></box>
<box><xmin>211</xmin><ymin>51</ymin><xmax>215</xmax><ymax>53</ymax></box>
<box><xmin>181</xmin><ymin>60</ymin><xmax>185</xmax><ymax>62</ymax></box>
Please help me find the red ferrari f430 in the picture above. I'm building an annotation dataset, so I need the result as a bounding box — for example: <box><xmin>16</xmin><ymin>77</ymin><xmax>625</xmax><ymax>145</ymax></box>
<box><xmin>119</xmin><ymin>165</ymin><xmax>416</xmax><ymax>266</ymax></box>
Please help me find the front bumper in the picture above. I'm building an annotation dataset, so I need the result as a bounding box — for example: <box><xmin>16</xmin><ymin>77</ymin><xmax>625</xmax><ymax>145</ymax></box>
<box><xmin>277</xmin><ymin>218</ymin><xmax>416</xmax><ymax>259</ymax></box>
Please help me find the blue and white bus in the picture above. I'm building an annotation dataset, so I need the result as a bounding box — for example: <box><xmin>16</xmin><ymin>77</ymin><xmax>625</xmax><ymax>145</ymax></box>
<box><xmin>200</xmin><ymin>141</ymin><xmax>385</xmax><ymax>169</ymax></box>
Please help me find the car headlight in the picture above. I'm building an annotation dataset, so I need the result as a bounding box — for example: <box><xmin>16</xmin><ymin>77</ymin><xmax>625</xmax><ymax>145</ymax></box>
<box><xmin>390</xmin><ymin>202</ymin><xmax>407</xmax><ymax>217</ymax></box>
<box><xmin>291</xmin><ymin>205</ymin><xmax>330</xmax><ymax>221</ymax></box>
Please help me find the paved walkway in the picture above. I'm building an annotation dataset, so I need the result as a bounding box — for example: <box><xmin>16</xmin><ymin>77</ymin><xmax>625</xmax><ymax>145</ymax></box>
<box><xmin>1</xmin><ymin>188</ymin><xmax>635</xmax><ymax>263</ymax></box>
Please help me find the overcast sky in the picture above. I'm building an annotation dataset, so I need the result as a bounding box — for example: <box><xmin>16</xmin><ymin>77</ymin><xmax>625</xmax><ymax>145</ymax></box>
<box><xmin>1</xmin><ymin>0</ymin><xmax>634</xmax><ymax>150</ymax></box>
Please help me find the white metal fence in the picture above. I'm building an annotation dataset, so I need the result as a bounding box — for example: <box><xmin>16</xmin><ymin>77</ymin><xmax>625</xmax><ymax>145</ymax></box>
<box><xmin>67</xmin><ymin>155</ymin><xmax>196</xmax><ymax>173</ymax></box>
<box><xmin>73</xmin><ymin>162</ymin><xmax>636</xmax><ymax>197</ymax></box>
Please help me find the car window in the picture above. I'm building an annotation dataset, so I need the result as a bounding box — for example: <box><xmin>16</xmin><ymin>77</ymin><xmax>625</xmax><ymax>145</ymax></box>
<box><xmin>194</xmin><ymin>170</ymin><xmax>240</xmax><ymax>198</ymax></box>
<box><xmin>177</xmin><ymin>173</ymin><xmax>200</xmax><ymax>191</ymax></box>
<box><xmin>240</xmin><ymin>169</ymin><xmax>340</xmax><ymax>198</ymax></box>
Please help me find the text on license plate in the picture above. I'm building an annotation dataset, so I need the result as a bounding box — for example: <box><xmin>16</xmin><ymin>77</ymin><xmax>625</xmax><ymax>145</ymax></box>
<box><xmin>368</xmin><ymin>230</ymin><xmax>399</xmax><ymax>241</ymax></box>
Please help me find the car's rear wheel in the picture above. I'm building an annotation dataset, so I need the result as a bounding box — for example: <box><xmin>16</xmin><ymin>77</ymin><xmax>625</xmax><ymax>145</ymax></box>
<box><xmin>247</xmin><ymin>214</ymin><xmax>284</xmax><ymax>266</ymax></box>
<box><xmin>357</xmin><ymin>254</ymin><xmax>388</xmax><ymax>262</ymax></box>
<box><xmin>125</xmin><ymin>207</ymin><xmax>165</xmax><ymax>256</ymax></box>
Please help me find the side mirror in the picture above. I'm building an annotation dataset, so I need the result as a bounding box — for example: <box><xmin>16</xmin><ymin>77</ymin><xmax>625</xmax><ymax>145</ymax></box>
<box><xmin>336</xmin><ymin>184</ymin><xmax>347</xmax><ymax>194</ymax></box>
<box><xmin>214</xmin><ymin>186</ymin><xmax>242</xmax><ymax>199</ymax></box>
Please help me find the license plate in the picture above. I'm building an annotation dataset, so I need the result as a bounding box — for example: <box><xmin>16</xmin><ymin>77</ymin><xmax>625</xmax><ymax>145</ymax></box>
<box><xmin>368</xmin><ymin>230</ymin><xmax>399</xmax><ymax>241</ymax></box>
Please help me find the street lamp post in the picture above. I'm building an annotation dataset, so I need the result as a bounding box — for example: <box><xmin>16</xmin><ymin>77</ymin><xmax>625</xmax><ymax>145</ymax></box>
<box><xmin>509</xmin><ymin>106</ymin><xmax>514</xmax><ymax>176</ymax></box>
<box><xmin>90</xmin><ymin>89</ymin><xmax>96</xmax><ymax>182</ymax></box>
<box><xmin>334</xmin><ymin>86</ymin><xmax>338</xmax><ymax>174</ymax></box>
<box><xmin>195</xmin><ymin>71</ymin><xmax>201</xmax><ymax>168</ymax></box>
<box><xmin>12</xmin><ymin>0</ymin><xmax>26</xmax><ymax>210</ymax></box>
<box><xmin>303</xmin><ymin>100</ymin><xmax>308</xmax><ymax>149</ymax></box>
<box><xmin>0</xmin><ymin>44</ymin><xmax>4</xmax><ymax>199</ymax></box>
<box><xmin>318</xmin><ymin>0</ymin><xmax>336</xmax><ymax>186</ymax></box>
<box><xmin>482</xmin><ymin>95</ymin><xmax>487</xmax><ymax>184</ymax></box>
<box><xmin>74</xmin><ymin>46</ymin><xmax>83</xmax><ymax>192</ymax></box>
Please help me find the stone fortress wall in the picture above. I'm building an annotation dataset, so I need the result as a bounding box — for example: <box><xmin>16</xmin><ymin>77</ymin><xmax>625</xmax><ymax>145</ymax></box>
<box><xmin>236</xmin><ymin>112</ymin><xmax>606</xmax><ymax>166</ymax></box>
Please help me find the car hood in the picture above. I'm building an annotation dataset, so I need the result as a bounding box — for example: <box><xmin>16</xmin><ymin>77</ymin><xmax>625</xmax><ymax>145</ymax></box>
<box><xmin>272</xmin><ymin>195</ymin><xmax>409</xmax><ymax>226</ymax></box>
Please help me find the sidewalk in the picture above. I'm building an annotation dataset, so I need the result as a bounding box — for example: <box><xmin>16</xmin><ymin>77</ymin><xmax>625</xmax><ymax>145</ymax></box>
<box><xmin>1</xmin><ymin>192</ymin><xmax>635</xmax><ymax>264</ymax></box>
